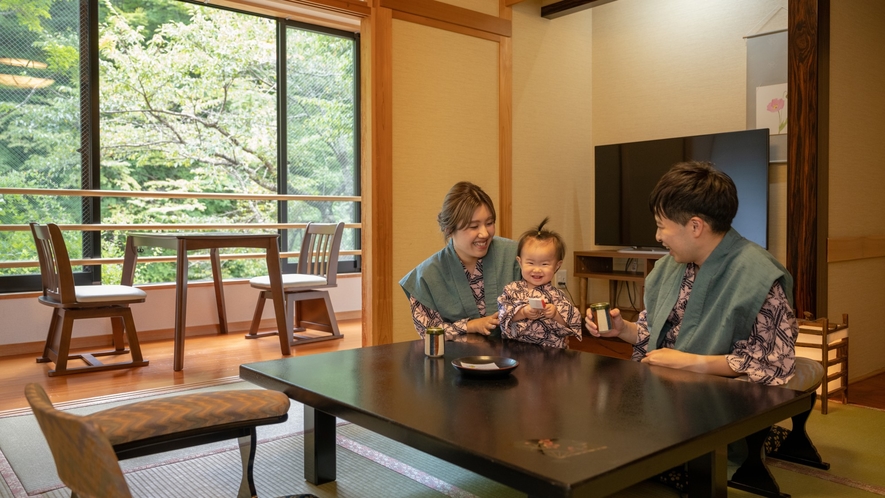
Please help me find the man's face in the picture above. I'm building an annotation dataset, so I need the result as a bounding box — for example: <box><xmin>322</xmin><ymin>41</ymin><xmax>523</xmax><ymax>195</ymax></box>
<box><xmin>655</xmin><ymin>215</ymin><xmax>697</xmax><ymax>264</ymax></box>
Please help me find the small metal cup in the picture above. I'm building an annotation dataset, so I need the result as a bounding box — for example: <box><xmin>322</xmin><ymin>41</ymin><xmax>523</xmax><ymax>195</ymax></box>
<box><xmin>590</xmin><ymin>302</ymin><xmax>612</xmax><ymax>332</ymax></box>
<box><xmin>424</xmin><ymin>327</ymin><xmax>444</xmax><ymax>357</ymax></box>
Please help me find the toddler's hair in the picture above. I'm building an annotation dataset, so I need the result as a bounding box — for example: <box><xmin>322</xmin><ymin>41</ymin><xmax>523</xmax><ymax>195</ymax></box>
<box><xmin>517</xmin><ymin>217</ymin><xmax>565</xmax><ymax>261</ymax></box>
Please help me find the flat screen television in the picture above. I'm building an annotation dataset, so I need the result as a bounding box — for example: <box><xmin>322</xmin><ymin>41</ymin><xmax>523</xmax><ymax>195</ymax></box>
<box><xmin>595</xmin><ymin>128</ymin><xmax>770</xmax><ymax>250</ymax></box>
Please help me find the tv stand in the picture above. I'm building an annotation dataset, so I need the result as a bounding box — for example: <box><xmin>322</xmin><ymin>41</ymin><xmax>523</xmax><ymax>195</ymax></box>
<box><xmin>573</xmin><ymin>249</ymin><xmax>667</xmax><ymax>319</ymax></box>
<box><xmin>617</xmin><ymin>247</ymin><xmax>668</xmax><ymax>255</ymax></box>
<box><xmin>570</xmin><ymin>250</ymin><xmax>668</xmax><ymax>358</ymax></box>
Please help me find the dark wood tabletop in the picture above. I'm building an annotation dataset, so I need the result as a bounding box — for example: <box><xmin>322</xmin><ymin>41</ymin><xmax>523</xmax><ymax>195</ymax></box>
<box><xmin>240</xmin><ymin>338</ymin><xmax>811</xmax><ymax>497</ymax></box>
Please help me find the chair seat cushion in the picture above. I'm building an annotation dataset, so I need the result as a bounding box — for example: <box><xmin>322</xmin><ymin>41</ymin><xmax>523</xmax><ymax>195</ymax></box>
<box><xmin>784</xmin><ymin>357</ymin><xmax>825</xmax><ymax>393</ymax></box>
<box><xmin>86</xmin><ymin>390</ymin><xmax>290</xmax><ymax>446</ymax></box>
<box><xmin>75</xmin><ymin>285</ymin><xmax>147</xmax><ymax>303</ymax></box>
<box><xmin>250</xmin><ymin>274</ymin><xmax>327</xmax><ymax>291</ymax></box>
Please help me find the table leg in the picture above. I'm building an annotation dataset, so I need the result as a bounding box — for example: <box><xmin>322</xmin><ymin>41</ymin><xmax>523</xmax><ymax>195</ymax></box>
<box><xmin>304</xmin><ymin>405</ymin><xmax>336</xmax><ymax>484</ymax></box>
<box><xmin>173</xmin><ymin>239</ymin><xmax>189</xmax><ymax>372</ymax></box>
<box><xmin>209</xmin><ymin>248</ymin><xmax>229</xmax><ymax>335</ymax></box>
<box><xmin>688</xmin><ymin>445</ymin><xmax>727</xmax><ymax>498</ymax></box>
<box><xmin>265</xmin><ymin>239</ymin><xmax>291</xmax><ymax>356</ymax></box>
<box><xmin>608</xmin><ymin>279</ymin><xmax>618</xmax><ymax>307</ymax></box>
<box><xmin>578</xmin><ymin>277</ymin><xmax>587</xmax><ymax>319</ymax></box>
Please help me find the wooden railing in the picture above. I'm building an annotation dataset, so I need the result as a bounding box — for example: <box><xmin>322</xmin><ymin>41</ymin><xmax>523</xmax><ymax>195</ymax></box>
<box><xmin>0</xmin><ymin>188</ymin><xmax>362</xmax><ymax>271</ymax></box>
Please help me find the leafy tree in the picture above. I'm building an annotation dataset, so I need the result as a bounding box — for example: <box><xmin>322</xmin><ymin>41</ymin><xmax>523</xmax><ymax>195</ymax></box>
<box><xmin>1</xmin><ymin>0</ymin><xmax>357</xmax><ymax>285</ymax></box>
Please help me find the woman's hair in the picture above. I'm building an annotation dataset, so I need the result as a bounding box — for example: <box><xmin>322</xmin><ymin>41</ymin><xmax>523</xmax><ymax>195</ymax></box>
<box><xmin>437</xmin><ymin>181</ymin><xmax>496</xmax><ymax>239</ymax></box>
<box><xmin>648</xmin><ymin>161</ymin><xmax>738</xmax><ymax>233</ymax></box>
<box><xmin>517</xmin><ymin>217</ymin><xmax>565</xmax><ymax>261</ymax></box>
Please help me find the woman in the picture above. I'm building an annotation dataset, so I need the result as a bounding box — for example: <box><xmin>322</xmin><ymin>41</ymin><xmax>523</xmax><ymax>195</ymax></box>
<box><xmin>399</xmin><ymin>181</ymin><xmax>521</xmax><ymax>341</ymax></box>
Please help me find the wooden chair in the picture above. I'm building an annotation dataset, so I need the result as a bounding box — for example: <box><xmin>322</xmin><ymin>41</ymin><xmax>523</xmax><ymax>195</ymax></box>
<box><xmin>246</xmin><ymin>222</ymin><xmax>345</xmax><ymax>346</ymax></box>
<box><xmin>30</xmin><ymin>223</ymin><xmax>149</xmax><ymax>376</ymax></box>
<box><xmin>25</xmin><ymin>383</ymin><xmax>291</xmax><ymax>498</ymax></box>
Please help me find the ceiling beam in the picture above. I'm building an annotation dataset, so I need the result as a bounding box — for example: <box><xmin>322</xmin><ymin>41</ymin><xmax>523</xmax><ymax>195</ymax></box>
<box><xmin>541</xmin><ymin>0</ymin><xmax>617</xmax><ymax>19</ymax></box>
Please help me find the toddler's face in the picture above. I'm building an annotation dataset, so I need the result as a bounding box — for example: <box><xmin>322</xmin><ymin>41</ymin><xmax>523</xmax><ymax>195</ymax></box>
<box><xmin>517</xmin><ymin>239</ymin><xmax>560</xmax><ymax>288</ymax></box>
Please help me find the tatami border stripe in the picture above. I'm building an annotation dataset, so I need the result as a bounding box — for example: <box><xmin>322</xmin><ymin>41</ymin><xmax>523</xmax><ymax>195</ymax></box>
<box><xmin>337</xmin><ymin>435</ymin><xmax>480</xmax><ymax>498</ymax></box>
<box><xmin>0</xmin><ymin>447</ymin><xmax>26</xmax><ymax>498</ymax></box>
<box><xmin>768</xmin><ymin>459</ymin><xmax>885</xmax><ymax>495</ymax></box>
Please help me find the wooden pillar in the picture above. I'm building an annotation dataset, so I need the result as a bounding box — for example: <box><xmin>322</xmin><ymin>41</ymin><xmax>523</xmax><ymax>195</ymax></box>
<box><xmin>364</xmin><ymin>4</ymin><xmax>394</xmax><ymax>346</ymax></box>
<box><xmin>787</xmin><ymin>0</ymin><xmax>829</xmax><ymax>318</ymax></box>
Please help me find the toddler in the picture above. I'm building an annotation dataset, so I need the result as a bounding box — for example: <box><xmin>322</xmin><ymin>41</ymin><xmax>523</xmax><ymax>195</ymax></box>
<box><xmin>497</xmin><ymin>218</ymin><xmax>582</xmax><ymax>348</ymax></box>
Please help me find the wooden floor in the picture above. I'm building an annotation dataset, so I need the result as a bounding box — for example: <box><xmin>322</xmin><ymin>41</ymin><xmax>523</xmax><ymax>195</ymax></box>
<box><xmin>1</xmin><ymin>321</ymin><xmax>882</xmax><ymax>412</ymax></box>
<box><xmin>0</xmin><ymin>319</ymin><xmax>363</xmax><ymax>412</ymax></box>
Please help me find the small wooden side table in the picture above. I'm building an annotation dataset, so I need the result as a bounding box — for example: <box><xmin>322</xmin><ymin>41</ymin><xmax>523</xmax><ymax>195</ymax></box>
<box><xmin>121</xmin><ymin>232</ymin><xmax>289</xmax><ymax>371</ymax></box>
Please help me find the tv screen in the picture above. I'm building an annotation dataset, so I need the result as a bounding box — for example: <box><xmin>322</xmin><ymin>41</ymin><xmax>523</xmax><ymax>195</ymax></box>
<box><xmin>595</xmin><ymin>129</ymin><xmax>770</xmax><ymax>249</ymax></box>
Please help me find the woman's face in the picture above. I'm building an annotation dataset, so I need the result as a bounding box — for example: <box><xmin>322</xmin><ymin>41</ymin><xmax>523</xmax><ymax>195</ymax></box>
<box><xmin>451</xmin><ymin>204</ymin><xmax>496</xmax><ymax>266</ymax></box>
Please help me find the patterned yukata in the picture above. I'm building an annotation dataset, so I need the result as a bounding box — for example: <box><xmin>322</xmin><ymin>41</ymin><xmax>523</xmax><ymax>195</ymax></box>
<box><xmin>408</xmin><ymin>259</ymin><xmax>486</xmax><ymax>342</ymax></box>
<box><xmin>497</xmin><ymin>280</ymin><xmax>582</xmax><ymax>349</ymax></box>
<box><xmin>633</xmin><ymin>262</ymin><xmax>797</xmax><ymax>385</ymax></box>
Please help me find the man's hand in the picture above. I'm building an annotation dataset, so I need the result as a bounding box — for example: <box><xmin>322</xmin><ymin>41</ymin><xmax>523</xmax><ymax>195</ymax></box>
<box><xmin>641</xmin><ymin>348</ymin><xmax>693</xmax><ymax>368</ymax></box>
<box><xmin>641</xmin><ymin>349</ymin><xmax>740</xmax><ymax>378</ymax></box>
<box><xmin>585</xmin><ymin>307</ymin><xmax>625</xmax><ymax>338</ymax></box>
<box><xmin>467</xmin><ymin>314</ymin><xmax>499</xmax><ymax>335</ymax></box>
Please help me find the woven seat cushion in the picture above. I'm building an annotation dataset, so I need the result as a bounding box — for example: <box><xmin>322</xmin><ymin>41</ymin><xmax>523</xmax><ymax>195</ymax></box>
<box><xmin>250</xmin><ymin>274</ymin><xmax>327</xmax><ymax>291</ymax></box>
<box><xmin>86</xmin><ymin>390</ymin><xmax>290</xmax><ymax>446</ymax></box>
<box><xmin>75</xmin><ymin>285</ymin><xmax>147</xmax><ymax>303</ymax></box>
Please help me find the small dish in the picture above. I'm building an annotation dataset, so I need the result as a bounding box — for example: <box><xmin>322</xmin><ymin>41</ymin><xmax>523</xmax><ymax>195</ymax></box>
<box><xmin>452</xmin><ymin>356</ymin><xmax>519</xmax><ymax>378</ymax></box>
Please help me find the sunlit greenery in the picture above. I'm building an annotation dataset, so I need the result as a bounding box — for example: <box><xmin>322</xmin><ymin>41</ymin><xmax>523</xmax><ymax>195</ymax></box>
<box><xmin>0</xmin><ymin>0</ymin><xmax>357</xmax><ymax>287</ymax></box>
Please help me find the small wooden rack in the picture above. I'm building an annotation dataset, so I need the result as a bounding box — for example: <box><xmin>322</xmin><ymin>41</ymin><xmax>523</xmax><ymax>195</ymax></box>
<box><xmin>796</xmin><ymin>313</ymin><xmax>849</xmax><ymax>414</ymax></box>
<box><xmin>570</xmin><ymin>250</ymin><xmax>667</xmax><ymax>358</ymax></box>
<box><xmin>573</xmin><ymin>250</ymin><xmax>666</xmax><ymax>318</ymax></box>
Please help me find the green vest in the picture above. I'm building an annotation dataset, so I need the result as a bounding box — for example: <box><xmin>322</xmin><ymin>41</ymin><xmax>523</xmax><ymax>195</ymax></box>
<box><xmin>644</xmin><ymin>229</ymin><xmax>793</xmax><ymax>355</ymax></box>
<box><xmin>399</xmin><ymin>237</ymin><xmax>521</xmax><ymax>335</ymax></box>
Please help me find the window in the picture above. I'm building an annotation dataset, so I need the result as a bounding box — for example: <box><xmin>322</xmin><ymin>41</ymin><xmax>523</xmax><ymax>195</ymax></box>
<box><xmin>0</xmin><ymin>0</ymin><xmax>360</xmax><ymax>292</ymax></box>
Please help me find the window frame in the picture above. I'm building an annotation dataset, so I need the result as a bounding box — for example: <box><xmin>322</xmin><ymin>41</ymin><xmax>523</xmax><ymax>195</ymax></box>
<box><xmin>0</xmin><ymin>0</ymin><xmax>361</xmax><ymax>293</ymax></box>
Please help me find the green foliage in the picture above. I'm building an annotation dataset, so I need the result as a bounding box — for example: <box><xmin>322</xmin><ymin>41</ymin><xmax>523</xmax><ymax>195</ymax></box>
<box><xmin>0</xmin><ymin>0</ymin><xmax>53</xmax><ymax>32</ymax></box>
<box><xmin>1</xmin><ymin>0</ymin><xmax>357</xmax><ymax>285</ymax></box>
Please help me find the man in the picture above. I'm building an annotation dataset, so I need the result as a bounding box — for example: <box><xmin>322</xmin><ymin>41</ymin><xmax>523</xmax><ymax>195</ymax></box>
<box><xmin>586</xmin><ymin>161</ymin><xmax>798</xmax><ymax>386</ymax></box>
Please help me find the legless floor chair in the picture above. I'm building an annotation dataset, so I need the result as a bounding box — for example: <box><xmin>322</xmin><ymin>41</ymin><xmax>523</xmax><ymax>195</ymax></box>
<box><xmin>247</xmin><ymin>222</ymin><xmax>345</xmax><ymax>347</ymax></box>
<box><xmin>30</xmin><ymin>223</ymin><xmax>148</xmax><ymax>376</ymax></box>
<box><xmin>25</xmin><ymin>383</ymin><xmax>292</xmax><ymax>498</ymax></box>
<box><xmin>728</xmin><ymin>357</ymin><xmax>830</xmax><ymax>498</ymax></box>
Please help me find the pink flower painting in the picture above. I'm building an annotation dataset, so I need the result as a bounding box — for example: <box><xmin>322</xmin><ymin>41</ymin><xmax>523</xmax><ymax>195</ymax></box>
<box><xmin>767</xmin><ymin>98</ymin><xmax>784</xmax><ymax>112</ymax></box>
<box><xmin>767</xmin><ymin>96</ymin><xmax>787</xmax><ymax>133</ymax></box>
<box><xmin>756</xmin><ymin>83</ymin><xmax>788</xmax><ymax>135</ymax></box>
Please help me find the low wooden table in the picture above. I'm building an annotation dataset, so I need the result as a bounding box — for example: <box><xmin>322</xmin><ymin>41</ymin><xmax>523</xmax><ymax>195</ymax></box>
<box><xmin>121</xmin><ymin>232</ymin><xmax>289</xmax><ymax>371</ymax></box>
<box><xmin>241</xmin><ymin>338</ymin><xmax>812</xmax><ymax>497</ymax></box>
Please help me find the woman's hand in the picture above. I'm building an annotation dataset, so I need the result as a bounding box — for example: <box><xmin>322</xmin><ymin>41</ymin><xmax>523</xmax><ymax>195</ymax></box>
<box><xmin>467</xmin><ymin>314</ymin><xmax>499</xmax><ymax>335</ymax></box>
<box><xmin>584</xmin><ymin>307</ymin><xmax>625</xmax><ymax>338</ymax></box>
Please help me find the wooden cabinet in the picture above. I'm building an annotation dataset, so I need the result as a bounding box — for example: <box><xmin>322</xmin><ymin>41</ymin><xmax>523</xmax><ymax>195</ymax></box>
<box><xmin>573</xmin><ymin>250</ymin><xmax>666</xmax><ymax>317</ymax></box>
<box><xmin>569</xmin><ymin>250</ymin><xmax>666</xmax><ymax>358</ymax></box>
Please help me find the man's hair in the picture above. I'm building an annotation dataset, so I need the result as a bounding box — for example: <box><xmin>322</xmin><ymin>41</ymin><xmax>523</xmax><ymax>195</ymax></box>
<box><xmin>648</xmin><ymin>161</ymin><xmax>738</xmax><ymax>233</ymax></box>
<box><xmin>517</xmin><ymin>217</ymin><xmax>566</xmax><ymax>261</ymax></box>
<box><xmin>437</xmin><ymin>181</ymin><xmax>496</xmax><ymax>239</ymax></box>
